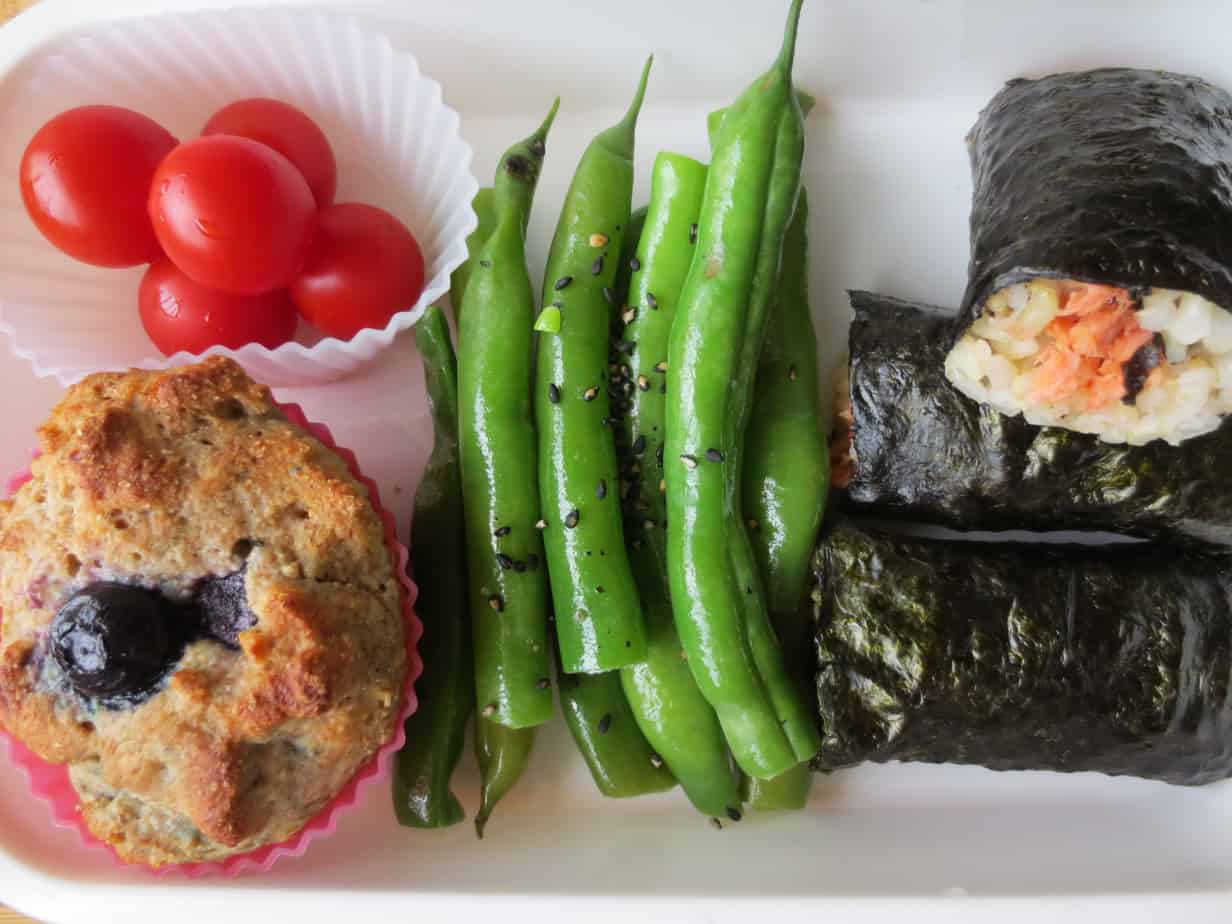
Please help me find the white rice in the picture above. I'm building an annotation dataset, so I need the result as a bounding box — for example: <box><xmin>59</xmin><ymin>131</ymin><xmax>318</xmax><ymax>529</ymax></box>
<box><xmin>944</xmin><ymin>280</ymin><xmax>1232</xmax><ymax>446</ymax></box>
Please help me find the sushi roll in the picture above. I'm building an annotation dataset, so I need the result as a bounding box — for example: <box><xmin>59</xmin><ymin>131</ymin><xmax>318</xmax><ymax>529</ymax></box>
<box><xmin>834</xmin><ymin>291</ymin><xmax>1232</xmax><ymax>547</ymax></box>
<box><xmin>946</xmin><ymin>68</ymin><xmax>1232</xmax><ymax>446</ymax></box>
<box><xmin>813</xmin><ymin>522</ymin><xmax>1232</xmax><ymax>786</ymax></box>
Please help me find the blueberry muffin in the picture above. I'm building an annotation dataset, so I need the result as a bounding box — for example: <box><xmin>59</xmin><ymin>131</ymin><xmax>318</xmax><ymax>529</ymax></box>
<box><xmin>0</xmin><ymin>358</ymin><xmax>407</xmax><ymax>867</ymax></box>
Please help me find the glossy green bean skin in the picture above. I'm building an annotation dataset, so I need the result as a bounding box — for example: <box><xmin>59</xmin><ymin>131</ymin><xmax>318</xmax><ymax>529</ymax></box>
<box><xmin>459</xmin><ymin>103</ymin><xmax>559</xmax><ymax>728</ymax></box>
<box><xmin>452</xmin><ymin>188</ymin><xmax>496</xmax><ymax>316</ymax></box>
<box><xmin>712</xmin><ymin>88</ymin><xmax>824</xmax><ymax>765</ymax></box>
<box><xmin>740</xmin><ymin>190</ymin><xmax>826</xmax><ymax>809</ymax></box>
<box><xmin>534</xmin><ymin>59</ymin><xmax>653</xmax><ymax>674</ymax></box>
<box><xmin>613</xmin><ymin>205</ymin><xmax>648</xmax><ymax>305</ymax></box>
<box><xmin>616</xmin><ymin>153</ymin><xmax>741</xmax><ymax>820</ymax></box>
<box><xmin>558</xmin><ymin>668</ymin><xmax>677</xmax><ymax>798</ymax></box>
<box><xmin>474</xmin><ymin>718</ymin><xmax>536</xmax><ymax>838</ymax></box>
<box><xmin>743</xmin><ymin>190</ymin><xmax>827</xmax><ymax>616</ymax></box>
<box><xmin>664</xmin><ymin>0</ymin><xmax>809</xmax><ymax>780</ymax></box>
<box><xmin>393</xmin><ymin>306</ymin><xmax>471</xmax><ymax>829</ymax></box>
<box><xmin>726</xmin><ymin>108</ymin><xmax>821</xmax><ymax>763</ymax></box>
<box><xmin>740</xmin><ymin>602</ymin><xmax>814</xmax><ymax>809</ymax></box>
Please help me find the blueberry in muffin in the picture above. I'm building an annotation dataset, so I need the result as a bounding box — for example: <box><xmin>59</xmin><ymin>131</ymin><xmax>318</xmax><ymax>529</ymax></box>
<box><xmin>0</xmin><ymin>358</ymin><xmax>407</xmax><ymax>866</ymax></box>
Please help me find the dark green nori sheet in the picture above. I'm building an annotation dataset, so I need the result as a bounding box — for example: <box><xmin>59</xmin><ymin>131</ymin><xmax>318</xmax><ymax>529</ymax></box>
<box><xmin>958</xmin><ymin>67</ymin><xmax>1232</xmax><ymax>333</ymax></box>
<box><xmin>843</xmin><ymin>290</ymin><xmax>1232</xmax><ymax>546</ymax></box>
<box><xmin>812</xmin><ymin>522</ymin><xmax>1232</xmax><ymax>785</ymax></box>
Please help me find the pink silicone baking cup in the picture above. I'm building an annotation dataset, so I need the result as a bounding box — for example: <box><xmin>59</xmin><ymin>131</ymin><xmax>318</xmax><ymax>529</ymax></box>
<box><xmin>0</xmin><ymin>401</ymin><xmax>423</xmax><ymax>877</ymax></box>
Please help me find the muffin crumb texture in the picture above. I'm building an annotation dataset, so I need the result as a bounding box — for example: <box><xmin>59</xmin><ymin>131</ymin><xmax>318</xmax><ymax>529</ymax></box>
<box><xmin>0</xmin><ymin>357</ymin><xmax>406</xmax><ymax>866</ymax></box>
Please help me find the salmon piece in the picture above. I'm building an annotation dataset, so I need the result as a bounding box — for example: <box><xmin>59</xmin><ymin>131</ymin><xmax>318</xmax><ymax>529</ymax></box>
<box><xmin>1031</xmin><ymin>345</ymin><xmax>1088</xmax><ymax>402</ymax></box>
<box><xmin>1028</xmin><ymin>283</ymin><xmax>1153</xmax><ymax>407</ymax></box>
<box><xmin>1088</xmin><ymin>362</ymin><xmax>1128</xmax><ymax>409</ymax></box>
<box><xmin>1057</xmin><ymin>283</ymin><xmax>1133</xmax><ymax>318</ymax></box>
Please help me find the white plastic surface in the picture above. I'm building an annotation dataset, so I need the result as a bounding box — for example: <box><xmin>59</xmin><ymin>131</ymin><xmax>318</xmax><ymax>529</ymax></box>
<box><xmin>0</xmin><ymin>4</ymin><xmax>477</xmax><ymax>386</ymax></box>
<box><xmin>4</xmin><ymin>1</ymin><xmax>1232</xmax><ymax>922</ymax></box>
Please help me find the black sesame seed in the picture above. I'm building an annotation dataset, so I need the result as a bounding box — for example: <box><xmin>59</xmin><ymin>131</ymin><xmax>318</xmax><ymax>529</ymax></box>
<box><xmin>479</xmin><ymin>259</ymin><xmax>492</xmax><ymax>268</ymax></box>
<box><xmin>632</xmin><ymin>435</ymin><xmax>647</xmax><ymax>456</ymax></box>
<box><xmin>710</xmin><ymin>818</ymin><xmax>723</xmax><ymax>831</ymax></box>
<box><xmin>497</xmin><ymin>553</ymin><xmax>515</xmax><ymax>571</ymax></box>
<box><xmin>536</xmin><ymin>677</ymin><xmax>551</xmax><ymax>690</ymax></box>
<box><xmin>548</xmin><ymin>383</ymin><xmax>561</xmax><ymax>404</ymax></box>
<box><xmin>598</xmin><ymin>713</ymin><xmax>613</xmax><ymax>734</ymax></box>
<box><xmin>552</xmin><ymin>299</ymin><xmax>563</xmax><ymax>308</ymax></box>
<box><xmin>659</xmin><ymin>384</ymin><xmax>666</xmax><ymax>394</ymax></box>
<box><xmin>630</xmin><ymin>256</ymin><xmax>641</xmax><ymax>272</ymax></box>
<box><xmin>513</xmin><ymin>559</ymin><xmax>527</xmax><ymax>573</ymax></box>
<box><xmin>726</xmin><ymin>807</ymin><xmax>742</xmax><ymax>822</ymax></box>
<box><xmin>656</xmin><ymin>445</ymin><xmax>665</xmax><ymax>466</ymax></box>
<box><xmin>583</xmin><ymin>386</ymin><xmax>599</xmax><ymax>402</ymax></box>
<box><xmin>596</xmin><ymin>585</ymin><xmax>605</xmax><ymax>594</ymax></box>
<box><xmin>602</xmin><ymin>286</ymin><xmax>617</xmax><ymax>305</ymax></box>
<box><xmin>527</xmin><ymin>553</ymin><xmax>540</xmax><ymax>570</ymax></box>
<box><xmin>646</xmin><ymin>292</ymin><xmax>658</xmax><ymax>311</ymax></box>
<box><xmin>592</xmin><ymin>255</ymin><xmax>605</xmax><ymax>276</ymax></box>
<box><xmin>554</xmin><ymin>276</ymin><xmax>573</xmax><ymax>291</ymax></box>
<box><xmin>488</xmin><ymin>594</ymin><xmax>505</xmax><ymax>612</ymax></box>
<box><xmin>689</xmin><ymin>223</ymin><xmax>699</xmax><ymax>244</ymax></box>
<box><xmin>596</xmin><ymin>479</ymin><xmax>608</xmax><ymax>500</ymax></box>
<box><xmin>564</xmin><ymin>509</ymin><xmax>580</xmax><ymax>529</ymax></box>
<box><xmin>494</xmin><ymin>525</ymin><xmax>512</xmax><ymax>538</ymax></box>
<box><xmin>705</xmin><ymin>448</ymin><xmax>725</xmax><ymax>463</ymax></box>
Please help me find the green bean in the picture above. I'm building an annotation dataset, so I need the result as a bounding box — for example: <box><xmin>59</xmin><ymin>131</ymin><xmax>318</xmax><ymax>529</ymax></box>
<box><xmin>613</xmin><ymin>205</ymin><xmax>649</xmax><ymax>304</ymax></box>
<box><xmin>534</xmin><ymin>58</ymin><xmax>653</xmax><ymax>674</ymax></box>
<box><xmin>664</xmin><ymin>0</ymin><xmax>811</xmax><ymax>779</ymax></box>
<box><xmin>616</xmin><ymin>153</ymin><xmax>742</xmax><ymax>820</ymax></box>
<box><xmin>393</xmin><ymin>306</ymin><xmax>471</xmax><ymax>829</ymax></box>
<box><xmin>459</xmin><ymin>102</ymin><xmax>559</xmax><ymax>728</ymax></box>
<box><xmin>740</xmin><ymin>189</ymin><xmax>826</xmax><ymax>809</ymax></box>
<box><xmin>474</xmin><ymin>718</ymin><xmax>536</xmax><ymax>839</ymax></box>
<box><xmin>743</xmin><ymin>190</ymin><xmax>826</xmax><ymax>616</ymax></box>
<box><xmin>451</xmin><ymin>189</ymin><xmax>497</xmax><ymax>316</ymax></box>
<box><xmin>558</xmin><ymin>668</ymin><xmax>677</xmax><ymax>798</ymax></box>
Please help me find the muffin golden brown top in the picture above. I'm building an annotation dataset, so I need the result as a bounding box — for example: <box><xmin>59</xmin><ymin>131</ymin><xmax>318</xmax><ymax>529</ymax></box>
<box><xmin>0</xmin><ymin>358</ymin><xmax>406</xmax><ymax>866</ymax></box>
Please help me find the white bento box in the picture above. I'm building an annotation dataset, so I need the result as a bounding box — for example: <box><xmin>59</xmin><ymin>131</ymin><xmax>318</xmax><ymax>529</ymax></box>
<box><xmin>2</xmin><ymin>1</ymin><xmax>1231</xmax><ymax>922</ymax></box>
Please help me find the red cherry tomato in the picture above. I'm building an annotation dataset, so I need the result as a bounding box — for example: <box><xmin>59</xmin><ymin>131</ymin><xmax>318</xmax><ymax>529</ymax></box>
<box><xmin>148</xmin><ymin>135</ymin><xmax>316</xmax><ymax>295</ymax></box>
<box><xmin>139</xmin><ymin>258</ymin><xmax>298</xmax><ymax>356</ymax></box>
<box><xmin>290</xmin><ymin>203</ymin><xmax>426</xmax><ymax>340</ymax></box>
<box><xmin>20</xmin><ymin>105</ymin><xmax>177</xmax><ymax>267</ymax></box>
<box><xmin>202</xmin><ymin>98</ymin><xmax>337</xmax><ymax>207</ymax></box>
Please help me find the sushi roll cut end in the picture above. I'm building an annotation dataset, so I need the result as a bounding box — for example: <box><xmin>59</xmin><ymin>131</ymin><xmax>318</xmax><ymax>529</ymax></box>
<box><xmin>945</xmin><ymin>279</ymin><xmax>1232</xmax><ymax>446</ymax></box>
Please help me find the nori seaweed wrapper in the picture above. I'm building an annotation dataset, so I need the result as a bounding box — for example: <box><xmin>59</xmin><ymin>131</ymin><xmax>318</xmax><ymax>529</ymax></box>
<box><xmin>842</xmin><ymin>290</ymin><xmax>1232</xmax><ymax>546</ymax></box>
<box><xmin>813</xmin><ymin>522</ymin><xmax>1232</xmax><ymax>785</ymax></box>
<box><xmin>958</xmin><ymin>67</ymin><xmax>1232</xmax><ymax>333</ymax></box>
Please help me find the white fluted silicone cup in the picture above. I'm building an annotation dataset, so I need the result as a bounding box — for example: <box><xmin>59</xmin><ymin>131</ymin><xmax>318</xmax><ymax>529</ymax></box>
<box><xmin>0</xmin><ymin>5</ymin><xmax>477</xmax><ymax>386</ymax></box>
